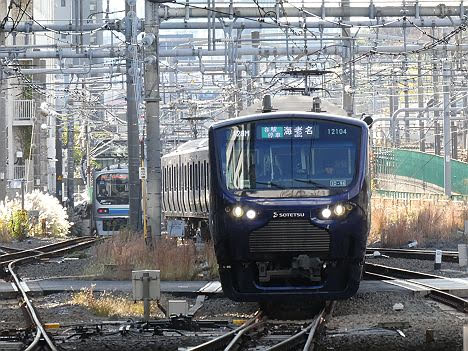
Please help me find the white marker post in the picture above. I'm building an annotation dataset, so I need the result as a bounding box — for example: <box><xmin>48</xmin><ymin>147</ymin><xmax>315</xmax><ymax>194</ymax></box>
<box><xmin>464</xmin><ymin>324</ymin><xmax>468</xmax><ymax>351</ymax></box>
<box><xmin>434</xmin><ymin>250</ymin><xmax>442</xmax><ymax>270</ymax></box>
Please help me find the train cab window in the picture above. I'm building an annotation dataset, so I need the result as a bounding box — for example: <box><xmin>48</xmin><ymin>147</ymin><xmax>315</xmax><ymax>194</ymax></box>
<box><xmin>96</xmin><ymin>173</ymin><xmax>129</xmax><ymax>205</ymax></box>
<box><xmin>214</xmin><ymin>119</ymin><xmax>361</xmax><ymax>197</ymax></box>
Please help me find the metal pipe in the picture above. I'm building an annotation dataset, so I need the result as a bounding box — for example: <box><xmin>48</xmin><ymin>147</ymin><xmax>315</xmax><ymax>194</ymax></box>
<box><xmin>15</xmin><ymin>64</ymin><xmax>247</xmax><ymax>75</ymax></box>
<box><xmin>6</xmin><ymin>44</ymin><xmax>468</xmax><ymax>59</ymax></box>
<box><xmin>1</xmin><ymin>17</ymin><xmax>467</xmax><ymax>33</ymax></box>
<box><xmin>154</xmin><ymin>5</ymin><xmax>468</xmax><ymax>18</ymax></box>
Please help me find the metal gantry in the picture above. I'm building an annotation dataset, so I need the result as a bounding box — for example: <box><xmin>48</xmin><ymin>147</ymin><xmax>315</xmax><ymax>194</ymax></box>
<box><xmin>0</xmin><ymin>0</ymin><xmax>467</xmax><ymax>234</ymax></box>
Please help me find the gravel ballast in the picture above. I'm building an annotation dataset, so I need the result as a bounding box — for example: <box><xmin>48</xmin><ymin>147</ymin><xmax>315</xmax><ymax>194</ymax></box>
<box><xmin>316</xmin><ymin>291</ymin><xmax>465</xmax><ymax>351</ymax></box>
<box><xmin>369</xmin><ymin>257</ymin><xmax>468</xmax><ymax>278</ymax></box>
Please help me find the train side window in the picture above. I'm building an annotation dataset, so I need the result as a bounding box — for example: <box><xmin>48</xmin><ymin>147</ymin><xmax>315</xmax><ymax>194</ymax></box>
<box><xmin>201</xmin><ymin>161</ymin><xmax>205</xmax><ymax>189</ymax></box>
<box><xmin>184</xmin><ymin>165</ymin><xmax>187</xmax><ymax>190</ymax></box>
<box><xmin>207</xmin><ymin>163</ymin><xmax>210</xmax><ymax>190</ymax></box>
<box><xmin>203</xmin><ymin>161</ymin><xmax>207</xmax><ymax>189</ymax></box>
<box><xmin>194</xmin><ymin>163</ymin><xmax>198</xmax><ymax>190</ymax></box>
<box><xmin>169</xmin><ymin>167</ymin><xmax>172</xmax><ymax>191</ymax></box>
<box><xmin>173</xmin><ymin>166</ymin><xmax>177</xmax><ymax>190</ymax></box>
<box><xmin>163</xmin><ymin>167</ymin><xmax>166</xmax><ymax>191</ymax></box>
<box><xmin>189</xmin><ymin>164</ymin><xmax>192</xmax><ymax>190</ymax></box>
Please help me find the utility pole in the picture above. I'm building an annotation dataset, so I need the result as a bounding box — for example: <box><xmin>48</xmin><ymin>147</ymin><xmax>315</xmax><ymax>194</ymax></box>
<box><xmin>442</xmin><ymin>60</ymin><xmax>452</xmax><ymax>197</ymax></box>
<box><xmin>432</xmin><ymin>27</ymin><xmax>441</xmax><ymax>156</ymax></box>
<box><xmin>417</xmin><ymin>54</ymin><xmax>425</xmax><ymax>152</ymax></box>
<box><xmin>341</xmin><ymin>0</ymin><xmax>353</xmax><ymax>117</ymax></box>
<box><xmin>0</xmin><ymin>14</ymin><xmax>6</xmax><ymax>202</ymax></box>
<box><xmin>145</xmin><ymin>0</ymin><xmax>161</xmax><ymax>239</ymax></box>
<box><xmin>126</xmin><ymin>0</ymin><xmax>141</xmax><ymax>231</ymax></box>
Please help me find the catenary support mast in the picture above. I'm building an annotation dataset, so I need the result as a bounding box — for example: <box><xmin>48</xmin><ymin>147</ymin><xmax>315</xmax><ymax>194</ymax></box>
<box><xmin>145</xmin><ymin>0</ymin><xmax>162</xmax><ymax>240</ymax></box>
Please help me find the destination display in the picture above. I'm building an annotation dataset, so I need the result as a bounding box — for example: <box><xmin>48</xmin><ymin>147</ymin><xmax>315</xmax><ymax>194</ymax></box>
<box><xmin>259</xmin><ymin>123</ymin><xmax>319</xmax><ymax>139</ymax></box>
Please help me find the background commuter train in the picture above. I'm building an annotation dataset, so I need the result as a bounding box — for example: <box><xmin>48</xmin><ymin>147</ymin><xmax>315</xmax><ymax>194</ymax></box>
<box><xmin>92</xmin><ymin>165</ymin><xmax>129</xmax><ymax>236</ymax></box>
<box><xmin>162</xmin><ymin>96</ymin><xmax>372</xmax><ymax>301</ymax></box>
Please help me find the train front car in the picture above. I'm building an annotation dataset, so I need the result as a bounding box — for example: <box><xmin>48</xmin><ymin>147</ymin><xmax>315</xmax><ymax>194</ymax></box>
<box><xmin>209</xmin><ymin>112</ymin><xmax>370</xmax><ymax>302</ymax></box>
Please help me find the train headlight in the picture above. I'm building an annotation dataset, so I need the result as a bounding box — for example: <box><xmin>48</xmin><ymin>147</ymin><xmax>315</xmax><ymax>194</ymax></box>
<box><xmin>321</xmin><ymin>208</ymin><xmax>332</xmax><ymax>219</ymax></box>
<box><xmin>333</xmin><ymin>204</ymin><xmax>346</xmax><ymax>216</ymax></box>
<box><xmin>246</xmin><ymin>209</ymin><xmax>256</xmax><ymax>220</ymax></box>
<box><xmin>232</xmin><ymin>206</ymin><xmax>244</xmax><ymax>218</ymax></box>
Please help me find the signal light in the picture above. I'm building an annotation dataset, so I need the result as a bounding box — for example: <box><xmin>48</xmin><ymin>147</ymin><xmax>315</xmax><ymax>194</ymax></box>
<box><xmin>97</xmin><ymin>208</ymin><xmax>109</xmax><ymax>214</ymax></box>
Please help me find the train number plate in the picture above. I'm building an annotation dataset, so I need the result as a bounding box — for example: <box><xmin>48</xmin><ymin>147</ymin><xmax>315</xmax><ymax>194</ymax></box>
<box><xmin>330</xmin><ymin>179</ymin><xmax>347</xmax><ymax>187</ymax></box>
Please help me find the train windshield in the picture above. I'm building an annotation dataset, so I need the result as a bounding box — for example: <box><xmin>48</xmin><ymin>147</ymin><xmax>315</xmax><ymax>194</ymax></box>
<box><xmin>95</xmin><ymin>173</ymin><xmax>129</xmax><ymax>205</ymax></box>
<box><xmin>214</xmin><ymin>118</ymin><xmax>361</xmax><ymax>197</ymax></box>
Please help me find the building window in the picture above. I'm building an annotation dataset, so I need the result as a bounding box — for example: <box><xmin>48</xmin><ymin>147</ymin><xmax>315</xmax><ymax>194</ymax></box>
<box><xmin>61</xmin><ymin>0</ymin><xmax>66</xmax><ymax>7</ymax></box>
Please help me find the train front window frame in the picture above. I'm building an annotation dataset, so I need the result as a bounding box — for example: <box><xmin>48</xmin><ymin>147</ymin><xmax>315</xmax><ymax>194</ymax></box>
<box><xmin>214</xmin><ymin>118</ymin><xmax>362</xmax><ymax>198</ymax></box>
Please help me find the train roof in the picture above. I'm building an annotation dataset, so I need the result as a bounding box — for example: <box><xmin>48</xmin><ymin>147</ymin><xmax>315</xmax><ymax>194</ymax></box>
<box><xmin>210</xmin><ymin>95</ymin><xmax>369</xmax><ymax>130</ymax></box>
<box><xmin>211</xmin><ymin>111</ymin><xmax>369</xmax><ymax>130</ymax></box>
<box><xmin>163</xmin><ymin>138</ymin><xmax>208</xmax><ymax>158</ymax></box>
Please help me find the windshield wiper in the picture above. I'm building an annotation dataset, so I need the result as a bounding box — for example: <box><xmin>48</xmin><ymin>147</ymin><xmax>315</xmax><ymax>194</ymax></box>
<box><xmin>293</xmin><ymin>178</ymin><xmax>327</xmax><ymax>188</ymax></box>
<box><xmin>255</xmin><ymin>181</ymin><xmax>284</xmax><ymax>189</ymax></box>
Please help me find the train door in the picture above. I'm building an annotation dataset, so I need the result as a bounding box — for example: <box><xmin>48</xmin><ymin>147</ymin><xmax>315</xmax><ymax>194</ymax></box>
<box><xmin>188</xmin><ymin>162</ymin><xmax>193</xmax><ymax>214</ymax></box>
<box><xmin>181</xmin><ymin>161</ymin><xmax>187</xmax><ymax>215</ymax></box>
<box><xmin>194</xmin><ymin>161</ymin><xmax>199</xmax><ymax>214</ymax></box>
<box><xmin>162</xmin><ymin>166</ymin><xmax>167</xmax><ymax>212</ymax></box>
<box><xmin>204</xmin><ymin>160</ymin><xmax>209</xmax><ymax>212</ymax></box>
<box><xmin>175</xmin><ymin>164</ymin><xmax>181</xmax><ymax>215</ymax></box>
<box><xmin>200</xmin><ymin>159</ymin><xmax>206</xmax><ymax>213</ymax></box>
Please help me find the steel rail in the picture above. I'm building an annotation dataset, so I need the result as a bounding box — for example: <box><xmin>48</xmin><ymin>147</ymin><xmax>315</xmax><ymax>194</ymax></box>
<box><xmin>267</xmin><ymin>304</ymin><xmax>330</xmax><ymax>351</ymax></box>
<box><xmin>364</xmin><ymin>262</ymin><xmax>468</xmax><ymax>313</ymax></box>
<box><xmin>303</xmin><ymin>302</ymin><xmax>335</xmax><ymax>351</ymax></box>
<box><xmin>224</xmin><ymin>318</ymin><xmax>265</xmax><ymax>351</ymax></box>
<box><xmin>187</xmin><ymin>311</ymin><xmax>262</xmax><ymax>351</ymax></box>
<box><xmin>366</xmin><ymin>248</ymin><xmax>459</xmax><ymax>263</ymax></box>
<box><xmin>1</xmin><ymin>237</ymin><xmax>99</xmax><ymax>350</ymax></box>
<box><xmin>8</xmin><ymin>258</ymin><xmax>58</xmax><ymax>351</ymax></box>
<box><xmin>0</xmin><ymin>237</ymin><xmax>97</xmax><ymax>263</ymax></box>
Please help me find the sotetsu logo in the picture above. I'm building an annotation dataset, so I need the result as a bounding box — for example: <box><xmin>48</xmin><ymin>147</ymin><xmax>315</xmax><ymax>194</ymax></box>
<box><xmin>272</xmin><ymin>212</ymin><xmax>306</xmax><ymax>219</ymax></box>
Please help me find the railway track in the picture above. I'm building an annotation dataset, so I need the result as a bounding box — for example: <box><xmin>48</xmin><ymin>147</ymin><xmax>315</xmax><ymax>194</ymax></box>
<box><xmin>364</xmin><ymin>262</ymin><xmax>468</xmax><ymax>313</ymax></box>
<box><xmin>0</xmin><ymin>237</ymin><xmax>99</xmax><ymax>350</ymax></box>
<box><xmin>366</xmin><ymin>248</ymin><xmax>459</xmax><ymax>263</ymax></box>
<box><xmin>188</xmin><ymin>302</ymin><xmax>333</xmax><ymax>351</ymax></box>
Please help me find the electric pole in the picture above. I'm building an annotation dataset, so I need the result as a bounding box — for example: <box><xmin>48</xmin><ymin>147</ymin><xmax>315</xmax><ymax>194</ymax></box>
<box><xmin>0</xmin><ymin>12</ymin><xmax>6</xmax><ymax>202</ymax></box>
<box><xmin>144</xmin><ymin>0</ymin><xmax>161</xmax><ymax>239</ymax></box>
<box><xmin>126</xmin><ymin>0</ymin><xmax>142</xmax><ymax>231</ymax></box>
<box><xmin>443</xmin><ymin>60</ymin><xmax>452</xmax><ymax>197</ymax></box>
<box><xmin>341</xmin><ymin>0</ymin><xmax>353</xmax><ymax>117</ymax></box>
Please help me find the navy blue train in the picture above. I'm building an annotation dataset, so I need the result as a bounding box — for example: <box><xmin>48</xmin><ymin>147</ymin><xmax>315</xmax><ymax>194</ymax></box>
<box><xmin>162</xmin><ymin>106</ymin><xmax>372</xmax><ymax>302</ymax></box>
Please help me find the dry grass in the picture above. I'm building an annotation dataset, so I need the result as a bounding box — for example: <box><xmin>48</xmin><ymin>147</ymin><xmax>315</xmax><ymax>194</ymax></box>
<box><xmin>91</xmin><ymin>230</ymin><xmax>217</xmax><ymax>280</ymax></box>
<box><xmin>70</xmin><ymin>287</ymin><xmax>163</xmax><ymax>318</ymax></box>
<box><xmin>370</xmin><ymin>198</ymin><xmax>468</xmax><ymax>247</ymax></box>
<box><xmin>199</xmin><ymin>241</ymin><xmax>219</xmax><ymax>279</ymax></box>
<box><xmin>0</xmin><ymin>220</ymin><xmax>12</xmax><ymax>243</ymax></box>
